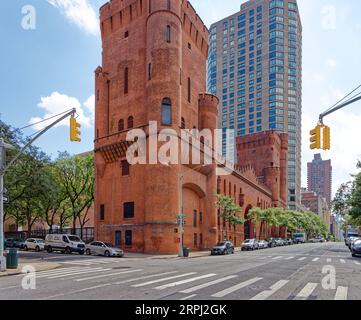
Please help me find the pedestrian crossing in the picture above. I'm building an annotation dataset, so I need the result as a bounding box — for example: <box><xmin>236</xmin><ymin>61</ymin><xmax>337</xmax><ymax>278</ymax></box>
<box><xmin>18</xmin><ymin>262</ymin><xmax>359</xmax><ymax>300</ymax></box>
<box><xmin>56</xmin><ymin>258</ymin><xmax>123</xmax><ymax>266</ymax></box>
<box><xmin>256</xmin><ymin>255</ymin><xmax>360</xmax><ymax>265</ymax></box>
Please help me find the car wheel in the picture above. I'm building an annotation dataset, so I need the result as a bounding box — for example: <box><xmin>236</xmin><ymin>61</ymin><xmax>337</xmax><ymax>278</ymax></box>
<box><xmin>232</xmin><ymin>249</ymin><xmax>235</xmax><ymax>254</ymax></box>
<box><xmin>104</xmin><ymin>250</ymin><xmax>110</xmax><ymax>257</ymax></box>
<box><xmin>35</xmin><ymin>246</ymin><xmax>40</xmax><ymax>252</ymax></box>
<box><xmin>65</xmin><ymin>247</ymin><xmax>72</xmax><ymax>254</ymax></box>
<box><xmin>86</xmin><ymin>249</ymin><xmax>91</xmax><ymax>255</ymax></box>
<box><xmin>47</xmin><ymin>246</ymin><xmax>52</xmax><ymax>253</ymax></box>
<box><xmin>24</xmin><ymin>245</ymin><xmax>28</xmax><ymax>251</ymax></box>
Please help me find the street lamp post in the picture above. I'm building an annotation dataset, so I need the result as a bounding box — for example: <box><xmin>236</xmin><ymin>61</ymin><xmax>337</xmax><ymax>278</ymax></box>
<box><xmin>178</xmin><ymin>174</ymin><xmax>184</xmax><ymax>257</ymax></box>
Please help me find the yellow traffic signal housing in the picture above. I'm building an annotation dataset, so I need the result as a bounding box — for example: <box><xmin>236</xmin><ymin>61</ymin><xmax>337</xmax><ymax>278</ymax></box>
<box><xmin>70</xmin><ymin>117</ymin><xmax>81</xmax><ymax>142</ymax></box>
<box><xmin>309</xmin><ymin>125</ymin><xmax>322</xmax><ymax>150</ymax></box>
<box><xmin>323</xmin><ymin>125</ymin><xmax>331</xmax><ymax>150</ymax></box>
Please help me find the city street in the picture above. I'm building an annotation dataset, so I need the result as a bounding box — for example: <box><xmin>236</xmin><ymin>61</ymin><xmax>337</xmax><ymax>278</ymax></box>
<box><xmin>0</xmin><ymin>242</ymin><xmax>360</xmax><ymax>300</ymax></box>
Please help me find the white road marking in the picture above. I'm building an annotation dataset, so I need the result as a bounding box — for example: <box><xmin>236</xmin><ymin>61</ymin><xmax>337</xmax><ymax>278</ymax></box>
<box><xmin>285</xmin><ymin>256</ymin><xmax>295</xmax><ymax>260</ymax></box>
<box><xmin>272</xmin><ymin>256</ymin><xmax>283</xmax><ymax>260</ymax></box>
<box><xmin>132</xmin><ymin>273</ymin><xmax>197</xmax><ymax>288</ymax></box>
<box><xmin>75</xmin><ymin>269</ymin><xmax>143</xmax><ymax>282</ymax></box>
<box><xmin>17</xmin><ymin>266</ymin><xmax>85</xmax><ymax>277</ymax></box>
<box><xmin>354</xmin><ymin>261</ymin><xmax>360</xmax><ymax>265</ymax></box>
<box><xmin>327</xmin><ymin>258</ymin><xmax>332</xmax><ymax>263</ymax></box>
<box><xmin>180</xmin><ymin>294</ymin><xmax>197</xmax><ymax>300</ymax></box>
<box><xmin>250</xmin><ymin>280</ymin><xmax>289</xmax><ymax>300</ymax></box>
<box><xmin>155</xmin><ymin>274</ymin><xmax>217</xmax><ymax>290</ymax></box>
<box><xmin>180</xmin><ymin>275</ymin><xmax>238</xmax><ymax>294</ymax></box>
<box><xmin>114</xmin><ymin>271</ymin><xmax>177</xmax><ymax>284</ymax></box>
<box><xmin>295</xmin><ymin>283</ymin><xmax>318</xmax><ymax>300</ymax></box>
<box><xmin>298</xmin><ymin>257</ymin><xmax>307</xmax><ymax>261</ymax></box>
<box><xmin>312</xmin><ymin>258</ymin><xmax>320</xmax><ymax>262</ymax></box>
<box><xmin>211</xmin><ymin>277</ymin><xmax>263</xmax><ymax>298</ymax></box>
<box><xmin>34</xmin><ymin>267</ymin><xmax>94</xmax><ymax>278</ymax></box>
<box><xmin>46</xmin><ymin>268</ymin><xmax>112</xmax><ymax>279</ymax></box>
<box><xmin>334</xmin><ymin>286</ymin><xmax>348</xmax><ymax>300</ymax></box>
<box><xmin>340</xmin><ymin>259</ymin><xmax>346</xmax><ymax>264</ymax></box>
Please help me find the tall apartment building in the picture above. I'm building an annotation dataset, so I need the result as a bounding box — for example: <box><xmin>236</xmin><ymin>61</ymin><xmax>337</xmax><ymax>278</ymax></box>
<box><xmin>207</xmin><ymin>0</ymin><xmax>302</xmax><ymax>210</ymax></box>
<box><xmin>307</xmin><ymin>154</ymin><xmax>332</xmax><ymax>207</ymax></box>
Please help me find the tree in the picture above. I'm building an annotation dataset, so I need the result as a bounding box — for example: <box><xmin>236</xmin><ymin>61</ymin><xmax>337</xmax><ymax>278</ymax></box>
<box><xmin>54</xmin><ymin>152</ymin><xmax>94</xmax><ymax>234</ymax></box>
<box><xmin>248</xmin><ymin>207</ymin><xmax>280</xmax><ymax>239</ymax></box>
<box><xmin>349</xmin><ymin>166</ymin><xmax>361</xmax><ymax>223</ymax></box>
<box><xmin>214</xmin><ymin>194</ymin><xmax>244</xmax><ymax>228</ymax></box>
<box><xmin>332</xmin><ymin>182</ymin><xmax>353</xmax><ymax>215</ymax></box>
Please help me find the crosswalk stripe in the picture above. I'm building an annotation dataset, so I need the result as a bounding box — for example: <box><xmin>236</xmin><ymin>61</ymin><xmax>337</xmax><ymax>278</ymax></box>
<box><xmin>114</xmin><ymin>271</ymin><xmax>177</xmax><ymax>285</ymax></box>
<box><xmin>60</xmin><ymin>261</ymin><xmax>94</xmax><ymax>266</ymax></box>
<box><xmin>298</xmin><ymin>257</ymin><xmax>307</xmax><ymax>261</ymax></box>
<box><xmin>327</xmin><ymin>258</ymin><xmax>332</xmax><ymax>263</ymax></box>
<box><xmin>35</xmin><ymin>267</ymin><xmax>94</xmax><ymax>278</ymax></box>
<box><xmin>285</xmin><ymin>256</ymin><xmax>294</xmax><ymax>260</ymax></box>
<box><xmin>340</xmin><ymin>259</ymin><xmax>346</xmax><ymax>264</ymax></box>
<box><xmin>75</xmin><ymin>269</ymin><xmax>143</xmax><ymax>282</ymax></box>
<box><xmin>155</xmin><ymin>274</ymin><xmax>217</xmax><ymax>290</ymax></box>
<box><xmin>46</xmin><ymin>268</ymin><xmax>112</xmax><ymax>279</ymax></box>
<box><xmin>295</xmin><ymin>283</ymin><xmax>318</xmax><ymax>300</ymax></box>
<box><xmin>19</xmin><ymin>266</ymin><xmax>86</xmax><ymax>277</ymax></box>
<box><xmin>312</xmin><ymin>258</ymin><xmax>320</xmax><ymax>262</ymax></box>
<box><xmin>211</xmin><ymin>277</ymin><xmax>263</xmax><ymax>298</ymax></box>
<box><xmin>180</xmin><ymin>275</ymin><xmax>238</xmax><ymax>294</ymax></box>
<box><xmin>180</xmin><ymin>294</ymin><xmax>197</xmax><ymax>301</ymax></box>
<box><xmin>132</xmin><ymin>273</ymin><xmax>197</xmax><ymax>288</ymax></box>
<box><xmin>272</xmin><ymin>256</ymin><xmax>283</xmax><ymax>260</ymax></box>
<box><xmin>354</xmin><ymin>261</ymin><xmax>360</xmax><ymax>265</ymax></box>
<box><xmin>250</xmin><ymin>280</ymin><xmax>289</xmax><ymax>300</ymax></box>
<box><xmin>335</xmin><ymin>286</ymin><xmax>348</xmax><ymax>300</ymax></box>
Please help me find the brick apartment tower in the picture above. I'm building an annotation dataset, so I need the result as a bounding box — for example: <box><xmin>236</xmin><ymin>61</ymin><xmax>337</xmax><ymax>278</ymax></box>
<box><xmin>94</xmin><ymin>0</ymin><xmax>219</xmax><ymax>253</ymax></box>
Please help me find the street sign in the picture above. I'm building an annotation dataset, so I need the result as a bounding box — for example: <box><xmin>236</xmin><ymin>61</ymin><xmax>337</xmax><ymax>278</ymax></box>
<box><xmin>2</xmin><ymin>194</ymin><xmax>9</xmax><ymax>204</ymax></box>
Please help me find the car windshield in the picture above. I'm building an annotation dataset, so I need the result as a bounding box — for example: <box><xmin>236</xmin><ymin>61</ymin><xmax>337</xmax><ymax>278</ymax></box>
<box><xmin>68</xmin><ymin>236</ymin><xmax>81</xmax><ymax>242</ymax></box>
<box><xmin>216</xmin><ymin>242</ymin><xmax>226</xmax><ymax>246</ymax></box>
<box><xmin>36</xmin><ymin>240</ymin><xmax>45</xmax><ymax>243</ymax></box>
<box><xmin>104</xmin><ymin>243</ymin><xmax>114</xmax><ymax>247</ymax></box>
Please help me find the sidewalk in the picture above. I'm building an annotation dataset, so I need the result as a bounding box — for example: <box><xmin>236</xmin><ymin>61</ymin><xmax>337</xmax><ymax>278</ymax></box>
<box><xmin>0</xmin><ymin>262</ymin><xmax>61</xmax><ymax>277</ymax></box>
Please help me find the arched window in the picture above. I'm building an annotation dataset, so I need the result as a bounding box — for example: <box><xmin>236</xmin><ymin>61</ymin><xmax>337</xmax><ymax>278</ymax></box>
<box><xmin>181</xmin><ymin>117</ymin><xmax>185</xmax><ymax>129</ymax></box>
<box><xmin>161</xmin><ymin>98</ymin><xmax>172</xmax><ymax>125</ymax></box>
<box><xmin>118</xmin><ymin>119</ymin><xmax>124</xmax><ymax>131</ymax></box>
<box><xmin>128</xmin><ymin>116</ymin><xmax>134</xmax><ymax>129</ymax></box>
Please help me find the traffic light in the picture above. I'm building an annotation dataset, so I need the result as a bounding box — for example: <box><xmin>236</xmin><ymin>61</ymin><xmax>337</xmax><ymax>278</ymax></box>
<box><xmin>70</xmin><ymin>117</ymin><xmax>81</xmax><ymax>142</ymax></box>
<box><xmin>309</xmin><ymin>125</ymin><xmax>322</xmax><ymax>150</ymax></box>
<box><xmin>323</xmin><ymin>125</ymin><xmax>331</xmax><ymax>150</ymax></box>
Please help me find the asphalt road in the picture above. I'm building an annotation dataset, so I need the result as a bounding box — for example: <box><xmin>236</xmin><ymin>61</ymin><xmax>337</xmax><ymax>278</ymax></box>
<box><xmin>0</xmin><ymin>242</ymin><xmax>360</xmax><ymax>300</ymax></box>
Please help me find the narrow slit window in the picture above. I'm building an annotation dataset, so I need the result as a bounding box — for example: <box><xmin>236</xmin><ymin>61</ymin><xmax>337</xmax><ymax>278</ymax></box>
<box><xmin>166</xmin><ymin>25</ymin><xmax>171</xmax><ymax>43</ymax></box>
<box><xmin>124</xmin><ymin>67</ymin><xmax>129</xmax><ymax>94</ymax></box>
<box><xmin>161</xmin><ymin>98</ymin><xmax>172</xmax><ymax>125</ymax></box>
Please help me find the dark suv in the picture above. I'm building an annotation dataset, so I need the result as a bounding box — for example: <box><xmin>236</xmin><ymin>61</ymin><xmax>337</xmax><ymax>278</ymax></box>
<box><xmin>267</xmin><ymin>238</ymin><xmax>277</xmax><ymax>248</ymax></box>
<box><xmin>211</xmin><ymin>241</ymin><xmax>235</xmax><ymax>255</ymax></box>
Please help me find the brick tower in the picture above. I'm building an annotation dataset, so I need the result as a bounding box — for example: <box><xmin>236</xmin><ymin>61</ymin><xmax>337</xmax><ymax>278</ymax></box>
<box><xmin>94</xmin><ymin>0</ymin><xmax>218</xmax><ymax>253</ymax></box>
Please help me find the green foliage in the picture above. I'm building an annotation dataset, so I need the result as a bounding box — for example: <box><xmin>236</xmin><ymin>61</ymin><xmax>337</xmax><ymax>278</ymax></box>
<box><xmin>214</xmin><ymin>194</ymin><xmax>244</xmax><ymax>226</ymax></box>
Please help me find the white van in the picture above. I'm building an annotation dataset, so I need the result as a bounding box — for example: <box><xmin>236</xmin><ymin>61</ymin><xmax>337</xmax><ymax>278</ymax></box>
<box><xmin>45</xmin><ymin>234</ymin><xmax>85</xmax><ymax>254</ymax></box>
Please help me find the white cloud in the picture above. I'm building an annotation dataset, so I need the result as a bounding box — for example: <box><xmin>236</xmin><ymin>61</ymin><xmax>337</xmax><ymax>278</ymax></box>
<box><xmin>30</xmin><ymin>91</ymin><xmax>94</xmax><ymax>130</ymax></box>
<box><xmin>325</xmin><ymin>58</ymin><xmax>337</xmax><ymax>69</ymax></box>
<box><xmin>47</xmin><ymin>0</ymin><xmax>99</xmax><ymax>35</ymax></box>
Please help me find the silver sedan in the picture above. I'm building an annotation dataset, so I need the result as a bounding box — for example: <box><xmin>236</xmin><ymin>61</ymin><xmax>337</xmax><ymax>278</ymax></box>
<box><xmin>85</xmin><ymin>241</ymin><xmax>124</xmax><ymax>257</ymax></box>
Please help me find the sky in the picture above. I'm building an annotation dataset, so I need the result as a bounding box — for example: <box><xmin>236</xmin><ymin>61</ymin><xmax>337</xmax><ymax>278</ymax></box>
<box><xmin>0</xmin><ymin>0</ymin><xmax>361</xmax><ymax>197</ymax></box>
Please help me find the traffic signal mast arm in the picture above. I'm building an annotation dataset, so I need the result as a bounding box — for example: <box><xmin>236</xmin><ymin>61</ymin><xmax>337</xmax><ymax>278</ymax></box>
<box><xmin>4</xmin><ymin>108</ymin><xmax>77</xmax><ymax>173</ymax></box>
<box><xmin>319</xmin><ymin>95</ymin><xmax>361</xmax><ymax>124</ymax></box>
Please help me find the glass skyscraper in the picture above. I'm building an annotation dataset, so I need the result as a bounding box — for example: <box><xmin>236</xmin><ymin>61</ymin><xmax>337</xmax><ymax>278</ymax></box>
<box><xmin>207</xmin><ymin>0</ymin><xmax>302</xmax><ymax>210</ymax></box>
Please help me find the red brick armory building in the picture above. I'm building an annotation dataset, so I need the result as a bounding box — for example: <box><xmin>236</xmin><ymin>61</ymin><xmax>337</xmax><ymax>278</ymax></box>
<box><xmin>93</xmin><ymin>0</ymin><xmax>288</xmax><ymax>253</ymax></box>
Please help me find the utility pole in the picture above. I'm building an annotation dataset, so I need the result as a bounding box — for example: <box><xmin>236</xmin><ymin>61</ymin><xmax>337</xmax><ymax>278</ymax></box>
<box><xmin>0</xmin><ymin>108</ymin><xmax>78</xmax><ymax>272</ymax></box>
<box><xmin>178</xmin><ymin>174</ymin><xmax>184</xmax><ymax>257</ymax></box>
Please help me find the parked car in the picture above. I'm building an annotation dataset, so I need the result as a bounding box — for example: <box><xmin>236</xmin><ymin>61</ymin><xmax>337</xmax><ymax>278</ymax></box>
<box><xmin>285</xmin><ymin>238</ymin><xmax>294</xmax><ymax>245</ymax></box>
<box><xmin>351</xmin><ymin>238</ymin><xmax>361</xmax><ymax>257</ymax></box>
<box><xmin>45</xmin><ymin>234</ymin><xmax>85</xmax><ymax>254</ymax></box>
<box><xmin>346</xmin><ymin>236</ymin><xmax>360</xmax><ymax>249</ymax></box>
<box><xmin>275</xmin><ymin>238</ymin><xmax>285</xmax><ymax>246</ymax></box>
<box><xmin>241</xmin><ymin>239</ymin><xmax>259</xmax><ymax>251</ymax></box>
<box><xmin>85</xmin><ymin>241</ymin><xmax>124</xmax><ymax>257</ymax></box>
<box><xmin>23</xmin><ymin>238</ymin><xmax>45</xmax><ymax>252</ymax></box>
<box><xmin>5</xmin><ymin>238</ymin><xmax>25</xmax><ymax>249</ymax></box>
<box><xmin>258</xmin><ymin>240</ymin><xmax>269</xmax><ymax>249</ymax></box>
<box><xmin>293</xmin><ymin>232</ymin><xmax>306</xmax><ymax>244</ymax></box>
<box><xmin>267</xmin><ymin>238</ymin><xmax>277</xmax><ymax>248</ymax></box>
<box><xmin>349</xmin><ymin>237</ymin><xmax>361</xmax><ymax>251</ymax></box>
<box><xmin>211</xmin><ymin>241</ymin><xmax>235</xmax><ymax>255</ymax></box>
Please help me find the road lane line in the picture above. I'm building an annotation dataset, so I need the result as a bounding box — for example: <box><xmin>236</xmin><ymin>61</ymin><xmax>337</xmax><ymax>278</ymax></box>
<box><xmin>295</xmin><ymin>283</ymin><xmax>318</xmax><ymax>300</ymax></box>
<box><xmin>272</xmin><ymin>256</ymin><xmax>283</xmax><ymax>260</ymax></box>
<box><xmin>285</xmin><ymin>256</ymin><xmax>294</xmax><ymax>260</ymax></box>
<box><xmin>75</xmin><ymin>269</ymin><xmax>143</xmax><ymax>282</ymax></box>
<box><xmin>250</xmin><ymin>280</ymin><xmax>289</xmax><ymax>300</ymax></box>
<box><xmin>155</xmin><ymin>274</ymin><xmax>217</xmax><ymax>290</ymax></box>
<box><xmin>211</xmin><ymin>277</ymin><xmax>263</xmax><ymax>298</ymax></box>
<box><xmin>114</xmin><ymin>271</ymin><xmax>177</xmax><ymax>284</ymax></box>
<box><xmin>132</xmin><ymin>273</ymin><xmax>197</xmax><ymax>288</ymax></box>
<box><xmin>46</xmin><ymin>268</ymin><xmax>112</xmax><ymax>279</ymax></box>
<box><xmin>298</xmin><ymin>257</ymin><xmax>307</xmax><ymax>261</ymax></box>
<box><xmin>180</xmin><ymin>294</ymin><xmax>197</xmax><ymax>300</ymax></box>
<box><xmin>335</xmin><ymin>286</ymin><xmax>348</xmax><ymax>300</ymax></box>
<box><xmin>340</xmin><ymin>259</ymin><xmax>346</xmax><ymax>264</ymax></box>
<box><xmin>354</xmin><ymin>261</ymin><xmax>360</xmax><ymax>265</ymax></box>
<box><xmin>312</xmin><ymin>258</ymin><xmax>319</xmax><ymax>262</ymax></box>
<box><xmin>180</xmin><ymin>275</ymin><xmax>238</xmax><ymax>294</ymax></box>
